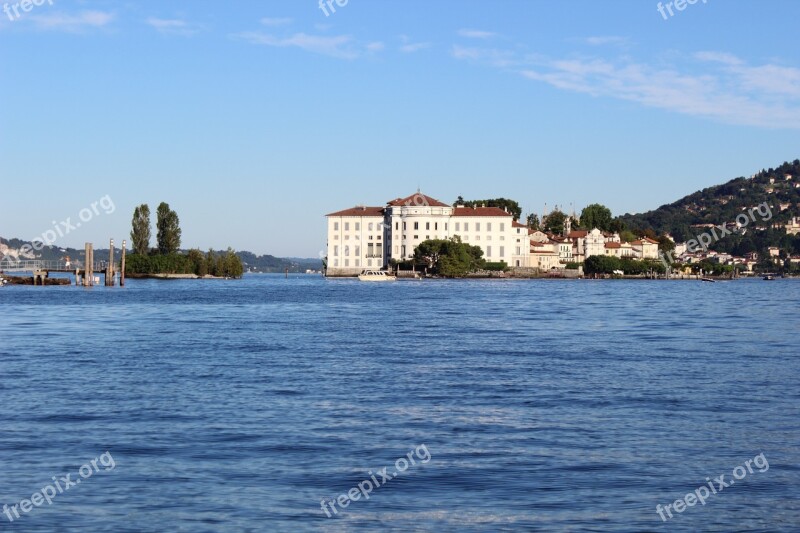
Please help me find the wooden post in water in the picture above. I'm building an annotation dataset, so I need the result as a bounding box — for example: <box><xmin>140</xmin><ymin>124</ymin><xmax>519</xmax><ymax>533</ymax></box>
<box><xmin>120</xmin><ymin>240</ymin><xmax>126</xmax><ymax>287</ymax></box>
<box><xmin>84</xmin><ymin>243</ymin><xmax>91</xmax><ymax>287</ymax></box>
<box><xmin>88</xmin><ymin>243</ymin><xmax>94</xmax><ymax>286</ymax></box>
<box><xmin>106</xmin><ymin>239</ymin><xmax>115</xmax><ymax>286</ymax></box>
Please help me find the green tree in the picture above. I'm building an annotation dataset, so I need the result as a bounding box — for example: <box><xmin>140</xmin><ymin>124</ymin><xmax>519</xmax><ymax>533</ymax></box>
<box><xmin>657</xmin><ymin>235</ymin><xmax>676</xmax><ymax>254</ymax></box>
<box><xmin>414</xmin><ymin>240</ymin><xmax>445</xmax><ymax>271</ymax></box>
<box><xmin>413</xmin><ymin>237</ymin><xmax>485</xmax><ymax>277</ymax></box>
<box><xmin>130</xmin><ymin>204</ymin><xmax>151</xmax><ymax>255</ymax></box>
<box><xmin>620</xmin><ymin>230</ymin><xmax>637</xmax><ymax>243</ymax></box>
<box><xmin>156</xmin><ymin>202</ymin><xmax>182</xmax><ymax>255</ymax></box>
<box><xmin>580</xmin><ymin>204</ymin><xmax>613</xmax><ymax>232</ymax></box>
<box><xmin>543</xmin><ymin>209</ymin><xmax>567</xmax><ymax>235</ymax></box>
<box><xmin>584</xmin><ymin>255</ymin><xmax>622</xmax><ymax>275</ymax></box>
<box><xmin>526</xmin><ymin>213</ymin><xmax>540</xmax><ymax>230</ymax></box>
<box><xmin>223</xmin><ymin>248</ymin><xmax>244</xmax><ymax>278</ymax></box>
<box><xmin>187</xmin><ymin>248</ymin><xmax>206</xmax><ymax>276</ymax></box>
<box><xmin>206</xmin><ymin>249</ymin><xmax>217</xmax><ymax>276</ymax></box>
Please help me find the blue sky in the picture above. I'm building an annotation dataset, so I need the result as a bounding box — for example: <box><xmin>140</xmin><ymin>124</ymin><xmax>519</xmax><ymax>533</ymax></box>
<box><xmin>2</xmin><ymin>0</ymin><xmax>799</xmax><ymax>257</ymax></box>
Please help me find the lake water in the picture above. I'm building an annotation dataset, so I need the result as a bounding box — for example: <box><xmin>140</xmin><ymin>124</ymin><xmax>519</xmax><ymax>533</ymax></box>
<box><xmin>1</xmin><ymin>275</ymin><xmax>798</xmax><ymax>532</ymax></box>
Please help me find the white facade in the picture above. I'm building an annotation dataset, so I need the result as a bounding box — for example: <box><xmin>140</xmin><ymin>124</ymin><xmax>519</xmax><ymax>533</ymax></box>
<box><xmin>583</xmin><ymin>228</ymin><xmax>606</xmax><ymax>259</ymax></box>
<box><xmin>631</xmin><ymin>238</ymin><xmax>660</xmax><ymax>259</ymax></box>
<box><xmin>325</xmin><ymin>206</ymin><xmax>386</xmax><ymax>274</ymax></box>
<box><xmin>325</xmin><ymin>192</ymin><xmax>524</xmax><ymax>276</ymax></box>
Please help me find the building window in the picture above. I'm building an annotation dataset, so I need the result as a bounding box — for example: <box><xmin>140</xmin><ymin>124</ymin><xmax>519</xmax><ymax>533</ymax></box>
<box><xmin>414</xmin><ymin>222</ymin><xmax>419</xmax><ymax>230</ymax></box>
<box><xmin>426</xmin><ymin>235</ymin><xmax>430</xmax><ymax>240</ymax></box>
<box><xmin>476</xmin><ymin>223</ymin><xmax>481</xmax><ymax>231</ymax></box>
<box><xmin>377</xmin><ymin>235</ymin><xmax>381</xmax><ymax>240</ymax></box>
<box><xmin>403</xmin><ymin>222</ymin><xmax>407</xmax><ymax>230</ymax></box>
<box><xmin>355</xmin><ymin>246</ymin><xmax>360</xmax><ymax>257</ymax></box>
<box><xmin>345</xmin><ymin>235</ymin><xmax>349</xmax><ymax>240</ymax></box>
<box><xmin>334</xmin><ymin>235</ymin><xmax>339</xmax><ymax>240</ymax></box>
<box><xmin>368</xmin><ymin>259</ymin><xmax>373</xmax><ymax>267</ymax></box>
<box><xmin>334</xmin><ymin>259</ymin><xmax>339</xmax><ymax>267</ymax></box>
<box><xmin>414</xmin><ymin>235</ymin><xmax>419</xmax><ymax>240</ymax></box>
<box><xmin>334</xmin><ymin>245</ymin><xmax>339</xmax><ymax>256</ymax></box>
<box><xmin>435</xmin><ymin>223</ymin><xmax>438</xmax><ymax>230</ymax></box>
<box><xmin>355</xmin><ymin>259</ymin><xmax>360</xmax><ymax>267</ymax></box>
<box><xmin>345</xmin><ymin>259</ymin><xmax>349</xmax><ymax>267</ymax></box>
<box><xmin>394</xmin><ymin>245</ymin><xmax>399</xmax><ymax>255</ymax></box>
<box><xmin>487</xmin><ymin>223</ymin><xmax>492</xmax><ymax>232</ymax></box>
<box><xmin>368</xmin><ymin>223</ymin><xmax>373</xmax><ymax>231</ymax></box>
<box><xmin>426</xmin><ymin>222</ymin><xmax>430</xmax><ymax>230</ymax></box>
<box><xmin>334</xmin><ymin>222</ymin><xmax>339</xmax><ymax>231</ymax></box>
<box><xmin>476</xmin><ymin>236</ymin><xmax>481</xmax><ymax>241</ymax></box>
<box><xmin>402</xmin><ymin>245</ymin><xmax>406</xmax><ymax>257</ymax></box>
<box><xmin>487</xmin><ymin>235</ymin><xmax>492</xmax><ymax>241</ymax></box>
<box><xmin>344</xmin><ymin>246</ymin><xmax>350</xmax><ymax>256</ymax></box>
<box><xmin>500</xmin><ymin>223</ymin><xmax>505</xmax><ymax>231</ymax></box>
<box><xmin>516</xmin><ymin>246</ymin><xmax>521</xmax><ymax>255</ymax></box>
<box><xmin>455</xmin><ymin>222</ymin><xmax>460</xmax><ymax>231</ymax></box>
<box><xmin>355</xmin><ymin>223</ymin><xmax>360</xmax><ymax>231</ymax></box>
<box><xmin>345</xmin><ymin>222</ymin><xmax>350</xmax><ymax>231</ymax></box>
<box><xmin>368</xmin><ymin>243</ymin><xmax>374</xmax><ymax>256</ymax></box>
<box><xmin>464</xmin><ymin>223</ymin><xmax>469</xmax><ymax>231</ymax></box>
<box><xmin>487</xmin><ymin>246</ymin><xmax>492</xmax><ymax>257</ymax></box>
<box><xmin>396</xmin><ymin>222</ymin><xmax>399</xmax><ymax>230</ymax></box>
<box><xmin>445</xmin><ymin>223</ymin><xmax>448</xmax><ymax>231</ymax></box>
<box><xmin>500</xmin><ymin>246</ymin><xmax>505</xmax><ymax>257</ymax></box>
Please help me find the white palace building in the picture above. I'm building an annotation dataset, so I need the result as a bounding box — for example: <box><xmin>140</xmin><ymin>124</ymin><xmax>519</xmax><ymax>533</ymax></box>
<box><xmin>325</xmin><ymin>191</ymin><xmax>531</xmax><ymax>276</ymax></box>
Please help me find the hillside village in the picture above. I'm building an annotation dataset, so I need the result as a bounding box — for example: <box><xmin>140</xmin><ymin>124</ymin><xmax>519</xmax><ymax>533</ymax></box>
<box><xmin>325</xmin><ymin>160</ymin><xmax>800</xmax><ymax>277</ymax></box>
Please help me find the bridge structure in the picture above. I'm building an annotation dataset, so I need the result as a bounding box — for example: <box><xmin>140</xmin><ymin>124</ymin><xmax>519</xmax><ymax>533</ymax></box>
<box><xmin>0</xmin><ymin>240</ymin><xmax>127</xmax><ymax>287</ymax></box>
<box><xmin>0</xmin><ymin>260</ymin><xmax>111</xmax><ymax>273</ymax></box>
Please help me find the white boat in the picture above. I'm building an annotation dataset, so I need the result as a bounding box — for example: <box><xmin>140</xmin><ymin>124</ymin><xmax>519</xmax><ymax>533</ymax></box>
<box><xmin>358</xmin><ymin>270</ymin><xmax>397</xmax><ymax>282</ymax></box>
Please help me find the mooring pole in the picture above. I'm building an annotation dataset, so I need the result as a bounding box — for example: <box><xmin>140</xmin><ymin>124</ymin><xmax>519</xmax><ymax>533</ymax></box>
<box><xmin>107</xmin><ymin>239</ymin><xmax>115</xmax><ymax>286</ymax></box>
<box><xmin>120</xmin><ymin>240</ymin><xmax>126</xmax><ymax>287</ymax></box>
<box><xmin>89</xmin><ymin>243</ymin><xmax>94</xmax><ymax>286</ymax></box>
<box><xmin>84</xmin><ymin>243</ymin><xmax>90</xmax><ymax>287</ymax></box>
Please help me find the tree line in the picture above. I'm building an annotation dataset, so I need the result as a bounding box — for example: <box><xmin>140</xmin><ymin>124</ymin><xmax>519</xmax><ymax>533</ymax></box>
<box><xmin>128</xmin><ymin>202</ymin><xmax>243</xmax><ymax>278</ymax></box>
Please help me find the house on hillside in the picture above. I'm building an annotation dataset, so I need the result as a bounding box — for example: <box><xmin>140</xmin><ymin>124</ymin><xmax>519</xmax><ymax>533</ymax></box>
<box><xmin>631</xmin><ymin>238</ymin><xmax>660</xmax><ymax>259</ymax></box>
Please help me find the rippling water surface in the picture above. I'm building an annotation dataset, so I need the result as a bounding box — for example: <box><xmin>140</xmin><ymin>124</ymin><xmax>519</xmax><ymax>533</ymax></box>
<box><xmin>1</xmin><ymin>275</ymin><xmax>798</xmax><ymax>532</ymax></box>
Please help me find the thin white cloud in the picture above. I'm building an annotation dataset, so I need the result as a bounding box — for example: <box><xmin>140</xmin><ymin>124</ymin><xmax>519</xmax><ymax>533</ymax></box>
<box><xmin>458</xmin><ymin>29</ymin><xmax>496</xmax><ymax>39</ymax></box>
<box><xmin>585</xmin><ymin>36</ymin><xmax>628</xmax><ymax>46</ymax></box>
<box><xmin>400</xmin><ymin>42</ymin><xmax>430</xmax><ymax>53</ymax></box>
<box><xmin>30</xmin><ymin>10</ymin><xmax>114</xmax><ymax>32</ymax></box>
<box><xmin>146</xmin><ymin>17</ymin><xmax>201</xmax><ymax>36</ymax></box>
<box><xmin>235</xmin><ymin>31</ymin><xmax>360</xmax><ymax>59</ymax></box>
<box><xmin>695</xmin><ymin>51</ymin><xmax>800</xmax><ymax>99</ymax></box>
<box><xmin>261</xmin><ymin>17</ymin><xmax>292</xmax><ymax>27</ymax></box>
<box><xmin>366</xmin><ymin>41</ymin><xmax>384</xmax><ymax>52</ymax></box>
<box><xmin>453</xmin><ymin>42</ymin><xmax>800</xmax><ymax>129</ymax></box>
<box><xmin>694</xmin><ymin>51</ymin><xmax>743</xmax><ymax>66</ymax></box>
<box><xmin>399</xmin><ymin>35</ymin><xmax>430</xmax><ymax>53</ymax></box>
<box><xmin>451</xmin><ymin>45</ymin><xmax>517</xmax><ymax>67</ymax></box>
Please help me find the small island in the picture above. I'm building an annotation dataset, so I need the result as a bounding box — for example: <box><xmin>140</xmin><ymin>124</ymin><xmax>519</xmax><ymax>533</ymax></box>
<box><xmin>125</xmin><ymin>202</ymin><xmax>244</xmax><ymax>279</ymax></box>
